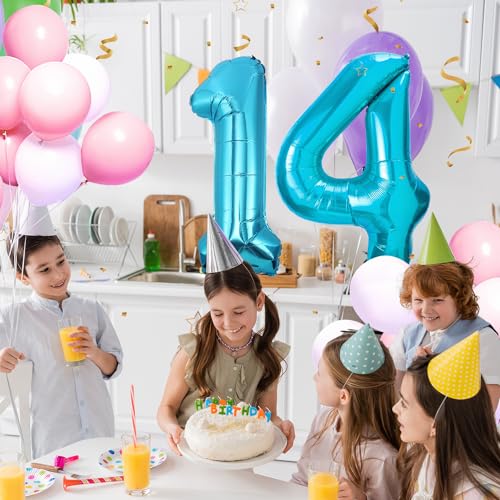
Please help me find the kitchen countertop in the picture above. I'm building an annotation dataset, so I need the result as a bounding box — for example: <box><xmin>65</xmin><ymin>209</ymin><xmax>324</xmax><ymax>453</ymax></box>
<box><xmin>0</xmin><ymin>265</ymin><xmax>351</xmax><ymax>307</ymax></box>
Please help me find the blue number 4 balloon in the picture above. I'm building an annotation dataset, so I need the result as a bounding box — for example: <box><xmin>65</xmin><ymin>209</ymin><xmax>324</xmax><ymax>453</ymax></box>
<box><xmin>191</xmin><ymin>56</ymin><xmax>281</xmax><ymax>275</ymax></box>
<box><xmin>276</xmin><ymin>52</ymin><xmax>430</xmax><ymax>261</ymax></box>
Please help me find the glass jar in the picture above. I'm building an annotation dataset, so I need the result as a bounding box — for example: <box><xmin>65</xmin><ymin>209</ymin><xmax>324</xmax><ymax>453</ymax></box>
<box><xmin>316</xmin><ymin>263</ymin><xmax>332</xmax><ymax>281</ymax></box>
<box><xmin>334</xmin><ymin>260</ymin><xmax>349</xmax><ymax>284</ymax></box>
<box><xmin>297</xmin><ymin>246</ymin><xmax>317</xmax><ymax>277</ymax></box>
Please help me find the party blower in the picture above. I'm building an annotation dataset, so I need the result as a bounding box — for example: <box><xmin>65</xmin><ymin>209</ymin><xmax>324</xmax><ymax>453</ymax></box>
<box><xmin>63</xmin><ymin>475</ymin><xmax>123</xmax><ymax>490</ymax></box>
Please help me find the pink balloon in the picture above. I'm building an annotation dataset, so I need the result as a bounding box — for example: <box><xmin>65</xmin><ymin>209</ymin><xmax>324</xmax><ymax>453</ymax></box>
<box><xmin>19</xmin><ymin>62</ymin><xmax>91</xmax><ymax>141</ymax></box>
<box><xmin>15</xmin><ymin>134</ymin><xmax>83</xmax><ymax>206</ymax></box>
<box><xmin>0</xmin><ymin>184</ymin><xmax>17</xmax><ymax>228</ymax></box>
<box><xmin>450</xmin><ymin>221</ymin><xmax>500</xmax><ymax>285</ymax></box>
<box><xmin>0</xmin><ymin>57</ymin><xmax>30</xmax><ymax>131</ymax></box>
<box><xmin>82</xmin><ymin>112</ymin><xmax>155</xmax><ymax>185</ymax></box>
<box><xmin>3</xmin><ymin>5</ymin><xmax>68</xmax><ymax>69</ymax></box>
<box><xmin>475</xmin><ymin>278</ymin><xmax>500</xmax><ymax>334</ymax></box>
<box><xmin>350</xmin><ymin>256</ymin><xmax>415</xmax><ymax>335</ymax></box>
<box><xmin>0</xmin><ymin>123</ymin><xmax>31</xmax><ymax>185</ymax></box>
<box><xmin>312</xmin><ymin>319</ymin><xmax>363</xmax><ymax>368</ymax></box>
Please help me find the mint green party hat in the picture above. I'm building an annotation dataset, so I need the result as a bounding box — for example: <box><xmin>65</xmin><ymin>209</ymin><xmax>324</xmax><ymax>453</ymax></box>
<box><xmin>339</xmin><ymin>324</ymin><xmax>385</xmax><ymax>375</ymax></box>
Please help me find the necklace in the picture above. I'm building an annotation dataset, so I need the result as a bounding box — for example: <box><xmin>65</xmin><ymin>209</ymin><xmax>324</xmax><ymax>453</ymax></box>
<box><xmin>216</xmin><ymin>331</ymin><xmax>255</xmax><ymax>356</ymax></box>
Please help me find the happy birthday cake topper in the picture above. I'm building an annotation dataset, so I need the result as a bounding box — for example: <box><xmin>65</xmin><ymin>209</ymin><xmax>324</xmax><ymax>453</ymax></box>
<box><xmin>194</xmin><ymin>397</ymin><xmax>272</xmax><ymax>422</ymax></box>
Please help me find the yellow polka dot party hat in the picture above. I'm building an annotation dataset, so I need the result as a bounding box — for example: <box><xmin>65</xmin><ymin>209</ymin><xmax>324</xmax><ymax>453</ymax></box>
<box><xmin>427</xmin><ymin>332</ymin><xmax>480</xmax><ymax>400</ymax></box>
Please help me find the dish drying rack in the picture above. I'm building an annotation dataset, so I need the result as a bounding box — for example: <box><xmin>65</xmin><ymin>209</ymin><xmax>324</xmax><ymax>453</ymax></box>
<box><xmin>57</xmin><ymin>221</ymin><xmax>139</xmax><ymax>277</ymax></box>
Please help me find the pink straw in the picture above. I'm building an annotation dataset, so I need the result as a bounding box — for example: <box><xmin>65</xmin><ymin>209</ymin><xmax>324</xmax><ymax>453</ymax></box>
<box><xmin>130</xmin><ymin>384</ymin><xmax>137</xmax><ymax>447</ymax></box>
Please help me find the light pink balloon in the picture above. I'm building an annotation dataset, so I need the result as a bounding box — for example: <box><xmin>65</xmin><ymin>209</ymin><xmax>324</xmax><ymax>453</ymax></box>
<box><xmin>0</xmin><ymin>184</ymin><xmax>17</xmax><ymax>228</ymax></box>
<box><xmin>0</xmin><ymin>123</ymin><xmax>31</xmax><ymax>185</ymax></box>
<box><xmin>475</xmin><ymin>278</ymin><xmax>500</xmax><ymax>334</ymax></box>
<box><xmin>0</xmin><ymin>57</ymin><xmax>30</xmax><ymax>131</ymax></box>
<box><xmin>63</xmin><ymin>54</ymin><xmax>111</xmax><ymax>123</ymax></box>
<box><xmin>82</xmin><ymin>112</ymin><xmax>155</xmax><ymax>185</ymax></box>
<box><xmin>3</xmin><ymin>5</ymin><xmax>68</xmax><ymax>69</ymax></box>
<box><xmin>19</xmin><ymin>62</ymin><xmax>91</xmax><ymax>141</ymax></box>
<box><xmin>312</xmin><ymin>319</ymin><xmax>363</xmax><ymax>368</ymax></box>
<box><xmin>350</xmin><ymin>256</ymin><xmax>415</xmax><ymax>335</ymax></box>
<box><xmin>15</xmin><ymin>134</ymin><xmax>83</xmax><ymax>206</ymax></box>
<box><xmin>450</xmin><ymin>221</ymin><xmax>500</xmax><ymax>285</ymax></box>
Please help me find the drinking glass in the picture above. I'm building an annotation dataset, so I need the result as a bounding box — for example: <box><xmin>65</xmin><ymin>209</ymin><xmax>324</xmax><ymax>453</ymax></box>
<box><xmin>58</xmin><ymin>316</ymin><xmax>86</xmax><ymax>367</ymax></box>
<box><xmin>308</xmin><ymin>460</ymin><xmax>342</xmax><ymax>500</ymax></box>
<box><xmin>0</xmin><ymin>450</ymin><xmax>25</xmax><ymax>500</ymax></box>
<box><xmin>122</xmin><ymin>432</ymin><xmax>151</xmax><ymax>496</ymax></box>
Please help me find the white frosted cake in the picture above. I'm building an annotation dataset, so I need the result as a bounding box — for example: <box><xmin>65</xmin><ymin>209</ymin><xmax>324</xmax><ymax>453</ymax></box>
<box><xmin>184</xmin><ymin>402</ymin><xmax>275</xmax><ymax>461</ymax></box>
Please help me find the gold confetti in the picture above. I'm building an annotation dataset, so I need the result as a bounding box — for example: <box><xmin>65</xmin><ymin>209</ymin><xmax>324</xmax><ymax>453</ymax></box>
<box><xmin>390</xmin><ymin>87</ymin><xmax>396</xmax><ymax>93</ymax></box>
<box><xmin>463</xmin><ymin>18</ymin><xmax>469</xmax><ymax>24</ymax></box>
<box><xmin>447</xmin><ymin>135</ymin><xmax>472</xmax><ymax>167</ymax></box>
<box><xmin>318</xmin><ymin>35</ymin><xmax>324</xmax><ymax>40</ymax></box>
<box><xmin>363</xmin><ymin>6</ymin><xmax>380</xmax><ymax>32</ymax></box>
<box><xmin>394</xmin><ymin>43</ymin><xmax>402</xmax><ymax>49</ymax></box>
<box><xmin>206</xmin><ymin>41</ymin><xmax>211</xmax><ymax>47</ymax></box>
<box><xmin>121</xmin><ymin>312</ymin><xmax>128</xmax><ymax>317</ymax></box>
<box><xmin>96</xmin><ymin>34</ymin><xmax>118</xmax><ymax>61</ymax></box>
<box><xmin>312</xmin><ymin>309</ymin><xmax>318</xmax><ymax>315</ymax></box>
<box><xmin>99</xmin><ymin>267</ymin><xmax>107</xmax><ymax>273</ymax></box>
<box><xmin>233</xmin><ymin>34</ymin><xmax>251</xmax><ymax>52</ymax></box>
<box><xmin>417</xmin><ymin>122</ymin><xmax>423</xmax><ymax>128</ymax></box>
<box><xmin>399</xmin><ymin>176</ymin><xmax>405</xmax><ymax>180</ymax></box>
<box><xmin>270</xmin><ymin>3</ymin><xmax>275</xmax><ymax>9</ymax></box>
<box><xmin>315</xmin><ymin>60</ymin><xmax>321</xmax><ymax>66</ymax></box>
<box><xmin>79</xmin><ymin>268</ymin><xmax>91</xmax><ymax>279</ymax></box>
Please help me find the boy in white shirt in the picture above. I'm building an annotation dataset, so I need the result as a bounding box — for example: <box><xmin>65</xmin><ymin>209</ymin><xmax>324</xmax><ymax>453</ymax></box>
<box><xmin>0</xmin><ymin>205</ymin><xmax>123</xmax><ymax>458</ymax></box>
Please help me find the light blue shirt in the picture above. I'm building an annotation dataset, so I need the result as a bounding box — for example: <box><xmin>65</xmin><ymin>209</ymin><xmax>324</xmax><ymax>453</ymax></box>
<box><xmin>0</xmin><ymin>292</ymin><xmax>123</xmax><ymax>458</ymax></box>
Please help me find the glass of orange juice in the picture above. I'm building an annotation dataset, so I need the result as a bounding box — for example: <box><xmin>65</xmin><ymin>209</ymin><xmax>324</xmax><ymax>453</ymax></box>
<box><xmin>308</xmin><ymin>461</ymin><xmax>341</xmax><ymax>500</ymax></box>
<box><xmin>0</xmin><ymin>451</ymin><xmax>25</xmax><ymax>500</ymax></box>
<box><xmin>122</xmin><ymin>432</ymin><xmax>151</xmax><ymax>496</ymax></box>
<box><xmin>58</xmin><ymin>317</ymin><xmax>86</xmax><ymax>367</ymax></box>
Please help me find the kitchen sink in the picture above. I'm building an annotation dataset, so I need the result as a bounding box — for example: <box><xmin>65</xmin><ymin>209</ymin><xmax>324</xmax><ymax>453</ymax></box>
<box><xmin>117</xmin><ymin>269</ymin><xmax>205</xmax><ymax>285</ymax></box>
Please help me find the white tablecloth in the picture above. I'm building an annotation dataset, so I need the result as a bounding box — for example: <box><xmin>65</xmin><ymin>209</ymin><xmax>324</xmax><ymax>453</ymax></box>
<box><xmin>34</xmin><ymin>437</ymin><xmax>306</xmax><ymax>499</ymax></box>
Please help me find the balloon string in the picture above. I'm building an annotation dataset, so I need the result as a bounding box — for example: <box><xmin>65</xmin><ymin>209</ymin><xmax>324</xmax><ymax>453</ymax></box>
<box><xmin>363</xmin><ymin>6</ymin><xmax>380</xmax><ymax>32</ymax></box>
<box><xmin>441</xmin><ymin>56</ymin><xmax>467</xmax><ymax>102</ymax></box>
<box><xmin>447</xmin><ymin>136</ymin><xmax>472</xmax><ymax>167</ymax></box>
<box><xmin>233</xmin><ymin>34</ymin><xmax>251</xmax><ymax>52</ymax></box>
<box><xmin>96</xmin><ymin>34</ymin><xmax>118</xmax><ymax>60</ymax></box>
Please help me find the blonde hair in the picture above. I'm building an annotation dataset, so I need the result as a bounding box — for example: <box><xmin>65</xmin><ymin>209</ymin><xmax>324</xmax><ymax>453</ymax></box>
<box><xmin>314</xmin><ymin>334</ymin><xmax>400</xmax><ymax>491</ymax></box>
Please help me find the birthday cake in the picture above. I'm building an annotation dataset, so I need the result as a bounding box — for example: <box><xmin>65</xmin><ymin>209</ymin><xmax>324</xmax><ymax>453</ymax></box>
<box><xmin>184</xmin><ymin>399</ymin><xmax>275</xmax><ymax>461</ymax></box>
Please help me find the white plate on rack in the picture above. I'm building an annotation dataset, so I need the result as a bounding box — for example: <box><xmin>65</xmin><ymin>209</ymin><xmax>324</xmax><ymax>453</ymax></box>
<box><xmin>74</xmin><ymin>204</ymin><xmax>92</xmax><ymax>244</ymax></box>
<box><xmin>97</xmin><ymin>206</ymin><xmax>114</xmax><ymax>245</ymax></box>
<box><xmin>59</xmin><ymin>197</ymin><xmax>82</xmax><ymax>242</ymax></box>
<box><xmin>110</xmin><ymin>216</ymin><xmax>128</xmax><ymax>245</ymax></box>
<box><xmin>68</xmin><ymin>204</ymin><xmax>82</xmax><ymax>243</ymax></box>
<box><xmin>177</xmin><ymin>426</ymin><xmax>287</xmax><ymax>470</ymax></box>
<box><xmin>90</xmin><ymin>207</ymin><xmax>101</xmax><ymax>244</ymax></box>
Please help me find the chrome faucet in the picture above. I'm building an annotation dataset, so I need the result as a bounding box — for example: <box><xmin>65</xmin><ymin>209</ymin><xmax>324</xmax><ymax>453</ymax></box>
<box><xmin>178</xmin><ymin>199</ymin><xmax>196</xmax><ymax>272</ymax></box>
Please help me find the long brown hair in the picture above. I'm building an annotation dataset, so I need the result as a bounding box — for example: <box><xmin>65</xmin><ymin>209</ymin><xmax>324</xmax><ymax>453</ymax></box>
<box><xmin>191</xmin><ymin>262</ymin><xmax>283</xmax><ymax>397</ymax></box>
<box><xmin>398</xmin><ymin>356</ymin><xmax>500</xmax><ymax>500</ymax></box>
<box><xmin>399</xmin><ymin>262</ymin><xmax>478</xmax><ymax>319</ymax></box>
<box><xmin>315</xmin><ymin>334</ymin><xmax>400</xmax><ymax>492</ymax></box>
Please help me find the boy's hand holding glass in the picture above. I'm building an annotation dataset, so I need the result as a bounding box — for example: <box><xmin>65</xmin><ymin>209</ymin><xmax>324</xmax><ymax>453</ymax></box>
<box><xmin>58</xmin><ymin>317</ymin><xmax>95</xmax><ymax>367</ymax></box>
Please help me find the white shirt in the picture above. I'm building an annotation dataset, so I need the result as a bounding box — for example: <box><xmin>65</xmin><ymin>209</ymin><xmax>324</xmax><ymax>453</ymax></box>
<box><xmin>390</xmin><ymin>325</ymin><xmax>500</xmax><ymax>385</ymax></box>
<box><xmin>0</xmin><ymin>292</ymin><xmax>123</xmax><ymax>458</ymax></box>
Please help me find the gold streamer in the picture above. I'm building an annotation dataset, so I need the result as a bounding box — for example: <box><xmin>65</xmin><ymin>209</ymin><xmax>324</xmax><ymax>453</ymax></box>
<box><xmin>233</xmin><ymin>34</ymin><xmax>251</xmax><ymax>52</ymax></box>
<box><xmin>441</xmin><ymin>56</ymin><xmax>467</xmax><ymax>102</ymax></box>
<box><xmin>96</xmin><ymin>34</ymin><xmax>119</xmax><ymax>61</ymax></box>
<box><xmin>363</xmin><ymin>6</ymin><xmax>380</xmax><ymax>32</ymax></box>
<box><xmin>447</xmin><ymin>135</ymin><xmax>472</xmax><ymax>167</ymax></box>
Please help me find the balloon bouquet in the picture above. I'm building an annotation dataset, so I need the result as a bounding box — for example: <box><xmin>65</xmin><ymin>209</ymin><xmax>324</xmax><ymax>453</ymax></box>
<box><xmin>0</xmin><ymin>4</ymin><xmax>154</xmax><ymax>228</ymax></box>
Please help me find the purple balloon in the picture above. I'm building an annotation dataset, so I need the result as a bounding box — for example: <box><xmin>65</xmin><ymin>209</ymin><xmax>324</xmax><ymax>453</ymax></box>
<box><xmin>337</xmin><ymin>31</ymin><xmax>424</xmax><ymax>174</ymax></box>
<box><xmin>410</xmin><ymin>77</ymin><xmax>433</xmax><ymax>159</ymax></box>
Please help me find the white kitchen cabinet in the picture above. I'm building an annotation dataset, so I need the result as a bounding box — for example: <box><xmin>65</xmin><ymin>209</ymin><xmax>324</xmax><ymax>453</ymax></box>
<box><xmin>161</xmin><ymin>0</ymin><xmax>289</xmax><ymax>154</ymax></box>
<box><xmin>64</xmin><ymin>3</ymin><xmax>163</xmax><ymax>149</ymax></box>
<box><xmin>275</xmin><ymin>302</ymin><xmax>336</xmax><ymax>457</ymax></box>
<box><xmin>160</xmin><ymin>1</ymin><xmax>222</xmax><ymax>154</ymax></box>
<box><xmin>475</xmin><ymin>0</ymin><xmax>500</xmax><ymax>157</ymax></box>
<box><xmin>100</xmin><ymin>293</ymin><xmax>203</xmax><ymax>434</ymax></box>
<box><xmin>382</xmin><ymin>0</ymin><xmax>484</xmax><ymax>87</ymax></box>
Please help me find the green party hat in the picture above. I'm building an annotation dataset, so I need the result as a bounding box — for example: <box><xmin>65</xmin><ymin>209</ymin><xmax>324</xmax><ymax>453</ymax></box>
<box><xmin>339</xmin><ymin>324</ymin><xmax>385</xmax><ymax>375</ymax></box>
<box><xmin>418</xmin><ymin>213</ymin><xmax>455</xmax><ymax>265</ymax></box>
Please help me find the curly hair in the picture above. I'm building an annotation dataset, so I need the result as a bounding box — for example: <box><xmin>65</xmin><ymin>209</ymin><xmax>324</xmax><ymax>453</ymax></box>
<box><xmin>399</xmin><ymin>262</ymin><xmax>479</xmax><ymax>319</ymax></box>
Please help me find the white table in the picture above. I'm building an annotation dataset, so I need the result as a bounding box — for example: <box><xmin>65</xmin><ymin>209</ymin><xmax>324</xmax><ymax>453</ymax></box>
<box><xmin>34</xmin><ymin>437</ymin><xmax>306</xmax><ymax>499</ymax></box>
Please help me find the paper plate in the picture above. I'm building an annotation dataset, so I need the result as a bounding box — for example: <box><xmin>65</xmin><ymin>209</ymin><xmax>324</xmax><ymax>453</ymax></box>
<box><xmin>177</xmin><ymin>425</ymin><xmax>287</xmax><ymax>470</ymax></box>
<box><xmin>98</xmin><ymin>447</ymin><xmax>167</xmax><ymax>473</ymax></box>
<box><xmin>25</xmin><ymin>466</ymin><xmax>56</xmax><ymax>497</ymax></box>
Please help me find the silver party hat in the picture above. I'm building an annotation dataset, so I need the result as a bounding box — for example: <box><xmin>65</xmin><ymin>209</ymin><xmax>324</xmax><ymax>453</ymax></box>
<box><xmin>13</xmin><ymin>194</ymin><xmax>56</xmax><ymax>236</ymax></box>
<box><xmin>205</xmin><ymin>214</ymin><xmax>243</xmax><ymax>273</ymax></box>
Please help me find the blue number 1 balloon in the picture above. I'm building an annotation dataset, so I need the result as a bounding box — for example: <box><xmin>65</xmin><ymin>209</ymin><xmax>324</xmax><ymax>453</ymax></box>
<box><xmin>276</xmin><ymin>52</ymin><xmax>430</xmax><ymax>261</ymax></box>
<box><xmin>191</xmin><ymin>56</ymin><xmax>280</xmax><ymax>274</ymax></box>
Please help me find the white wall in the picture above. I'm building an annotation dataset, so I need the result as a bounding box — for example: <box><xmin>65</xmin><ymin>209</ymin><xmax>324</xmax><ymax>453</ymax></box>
<box><xmin>74</xmin><ymin>85</ymin><xmax>499</xmax><ymax>271</ymax></box>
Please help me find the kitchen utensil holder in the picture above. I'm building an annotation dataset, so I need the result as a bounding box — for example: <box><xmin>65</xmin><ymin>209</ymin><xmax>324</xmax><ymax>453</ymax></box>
<box><xmin>57</xmin><ymin>221</ymin><xmax>138</xmax><ymax>275</ymax></box>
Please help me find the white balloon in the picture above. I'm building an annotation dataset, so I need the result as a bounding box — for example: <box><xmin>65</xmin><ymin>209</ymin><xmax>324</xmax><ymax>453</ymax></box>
<box><xmin>286</xmin><ymin>0</ymin><xmax>384</xmax><ymax>88</ymax></box>
<box><xmin>64</xmin><ymin>53</ymin><xmax>110</xmax><ymax>123</ymax></box>
<box><xmin>312</xmin><ymin>319</ymin><xmax>363</xmax><ymax>368</ymax></box>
